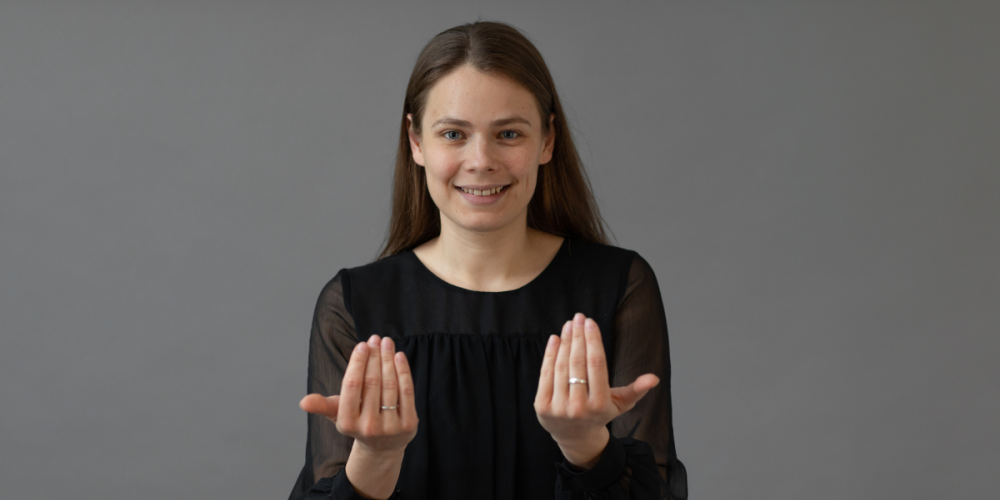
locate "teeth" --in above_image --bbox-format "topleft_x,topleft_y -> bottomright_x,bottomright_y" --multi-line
461,186 -> 505,196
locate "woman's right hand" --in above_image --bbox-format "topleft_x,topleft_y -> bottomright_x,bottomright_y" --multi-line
300,335 -> 419,457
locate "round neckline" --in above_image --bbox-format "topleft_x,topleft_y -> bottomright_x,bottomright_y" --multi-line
405,237 -> 568,294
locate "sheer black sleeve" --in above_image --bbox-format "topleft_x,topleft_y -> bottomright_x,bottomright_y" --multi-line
554,254 -> 689,499
288,271 -> 373,500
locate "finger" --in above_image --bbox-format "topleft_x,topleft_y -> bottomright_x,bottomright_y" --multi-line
568,313 -> 589,402
380,337 -> 399,414
338,341 -> 370,421
534,334 -> 560,406
584,317 -> 610,402
395,351 -> 418,429
609,374 -> 660,414
552,320 -> 573,406
300,394 -> 340,421
360,335 -> 383,418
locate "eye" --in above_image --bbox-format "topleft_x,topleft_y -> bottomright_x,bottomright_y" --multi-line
443,130 -> 463,140
500,130 -> 520,140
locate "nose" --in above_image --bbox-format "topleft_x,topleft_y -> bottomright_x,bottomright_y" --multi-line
466,134 -> 497,172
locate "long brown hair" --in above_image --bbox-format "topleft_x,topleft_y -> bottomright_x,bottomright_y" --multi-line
377,21 -> 609,259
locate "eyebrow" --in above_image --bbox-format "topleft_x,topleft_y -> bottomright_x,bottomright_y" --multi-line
430,115 -> 533,129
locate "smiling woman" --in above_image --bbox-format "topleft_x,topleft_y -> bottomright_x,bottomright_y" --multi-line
407,65 -> 563,290
381,22 -> 607,266
289,21 -> 687,500
411,65 -> 552,238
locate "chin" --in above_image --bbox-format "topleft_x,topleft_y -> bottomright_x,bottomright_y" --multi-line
447,213 -> 517,234
461,220 -> 509,234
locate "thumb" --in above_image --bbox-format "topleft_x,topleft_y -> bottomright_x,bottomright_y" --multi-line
299,393 -> 340,420
609,374 -> 660,414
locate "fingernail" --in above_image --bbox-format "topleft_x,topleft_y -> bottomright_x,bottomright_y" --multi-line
369,335 -> 380,347
575,312 -> 585,323
382,337 -> 393,351
547,335 -> 557,349
357,342 -> 368,354
585,318 -> 596,331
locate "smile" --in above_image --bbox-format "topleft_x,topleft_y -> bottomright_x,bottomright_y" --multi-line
457,185 -> 508,196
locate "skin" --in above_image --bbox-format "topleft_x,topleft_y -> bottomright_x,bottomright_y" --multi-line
299,64 -> 658,498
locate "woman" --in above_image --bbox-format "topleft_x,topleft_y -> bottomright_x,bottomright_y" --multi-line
288,21 -> 687,500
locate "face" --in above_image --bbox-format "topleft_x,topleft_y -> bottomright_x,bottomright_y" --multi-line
408,65 -> 555,235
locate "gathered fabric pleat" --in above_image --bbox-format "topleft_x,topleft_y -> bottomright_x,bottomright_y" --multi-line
393,334 -> 560,499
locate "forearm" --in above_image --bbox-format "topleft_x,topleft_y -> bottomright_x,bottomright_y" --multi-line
343,441 -> 404,499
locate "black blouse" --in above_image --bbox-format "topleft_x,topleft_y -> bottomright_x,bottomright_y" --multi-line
288,238 -> 688,499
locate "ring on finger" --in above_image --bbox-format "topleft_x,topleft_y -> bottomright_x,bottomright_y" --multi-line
568,377 -> 588,385
380,405 -> 398,411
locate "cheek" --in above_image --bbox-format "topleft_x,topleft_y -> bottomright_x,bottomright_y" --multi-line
422,147 -> 452,176
507,152 -> 540,192
523,170 -> 539,197
422,153 -> 461,196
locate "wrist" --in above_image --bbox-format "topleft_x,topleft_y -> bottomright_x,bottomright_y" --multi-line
557,426 -> 609,470
344,442 -> 405,499
350,440 -> 406,463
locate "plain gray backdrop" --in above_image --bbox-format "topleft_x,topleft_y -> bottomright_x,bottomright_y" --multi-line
1,1 -> 998,498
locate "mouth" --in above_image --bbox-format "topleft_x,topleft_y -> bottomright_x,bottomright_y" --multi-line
454,184 -> 510,205
455,185 -> 509,197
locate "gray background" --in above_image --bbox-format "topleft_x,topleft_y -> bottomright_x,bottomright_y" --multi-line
1,1 -> 997,498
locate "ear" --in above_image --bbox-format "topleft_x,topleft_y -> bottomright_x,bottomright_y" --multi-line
540,113 -> 556,165
406,113 -> 425,167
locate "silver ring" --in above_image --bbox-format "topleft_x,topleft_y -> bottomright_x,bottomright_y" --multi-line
568,378 -> 588,385
380,405 -> 398,411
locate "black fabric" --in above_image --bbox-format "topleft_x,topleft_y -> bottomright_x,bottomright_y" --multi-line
288,238 -> 687,500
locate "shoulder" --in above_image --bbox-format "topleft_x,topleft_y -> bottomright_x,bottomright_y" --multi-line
562,238 -> 638,277
563,238 -> 635,264
342,251 -> 416,284
311,270 -> 357,337
567,240 -> 659,279
625,252 -> 658,285
315,270 -> 346,307
314,253 -> 405,310
617,251 -> 666,311
312,255 -> 416,332
555,239 -> 643,303
563,240 -> 665,299
336,252 -> 427,322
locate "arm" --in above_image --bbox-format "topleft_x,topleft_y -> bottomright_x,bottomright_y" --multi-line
288,272 -> 357,499
300,337 -> 415,499
605,255 -> 688,499
288,272 -> 417,500
535,255 -> 688,499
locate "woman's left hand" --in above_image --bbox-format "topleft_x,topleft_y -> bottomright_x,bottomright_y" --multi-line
534,313 -> 660,470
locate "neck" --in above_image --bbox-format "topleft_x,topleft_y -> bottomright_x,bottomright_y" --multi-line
421,211 -> 549,291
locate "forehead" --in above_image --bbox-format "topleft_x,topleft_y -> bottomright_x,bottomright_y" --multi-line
423,65 -> 541,126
